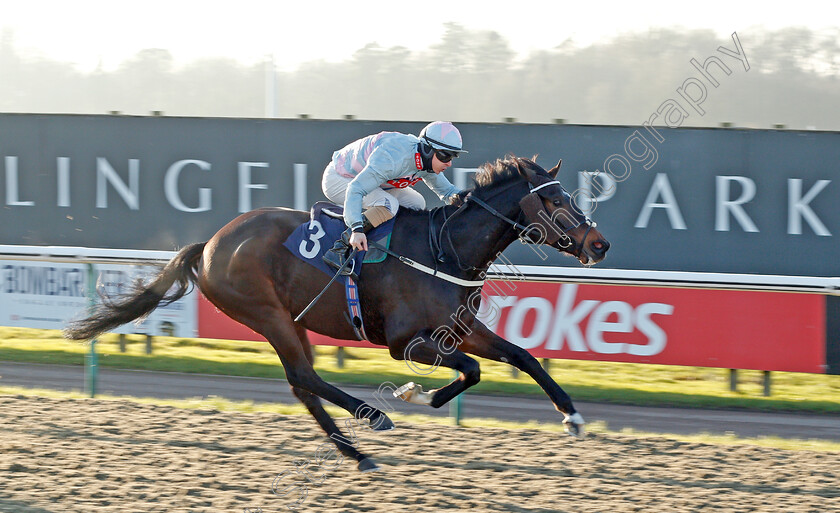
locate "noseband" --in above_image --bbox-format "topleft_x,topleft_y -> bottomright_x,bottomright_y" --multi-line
519,179 -> 598,258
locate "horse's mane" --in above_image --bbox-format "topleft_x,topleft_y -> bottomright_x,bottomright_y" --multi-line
448,155 -> 536,207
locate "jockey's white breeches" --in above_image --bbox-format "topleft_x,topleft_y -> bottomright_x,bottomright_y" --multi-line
321,163 -> 426,218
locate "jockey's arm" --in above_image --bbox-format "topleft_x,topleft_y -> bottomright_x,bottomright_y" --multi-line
345,170 -> 384,251
423,172 -> 461,202
343,150 -> 396,233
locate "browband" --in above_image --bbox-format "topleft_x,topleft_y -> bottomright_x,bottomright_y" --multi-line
529,180 -> 561,194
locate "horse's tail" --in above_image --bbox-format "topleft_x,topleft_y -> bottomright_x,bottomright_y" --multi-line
64,242 -> 206,340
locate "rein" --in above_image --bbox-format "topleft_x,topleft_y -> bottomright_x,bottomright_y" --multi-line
467,195 -> 530,232
428,178 -> 528,274
392,172 -> 598,287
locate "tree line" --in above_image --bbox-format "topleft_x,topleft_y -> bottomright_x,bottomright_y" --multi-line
1,24 -> 838,130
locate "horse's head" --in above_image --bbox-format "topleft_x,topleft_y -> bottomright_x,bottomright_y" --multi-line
514,157 -> 609,265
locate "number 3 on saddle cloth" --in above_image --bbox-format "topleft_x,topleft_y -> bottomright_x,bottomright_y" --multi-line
282,201 -> 396,340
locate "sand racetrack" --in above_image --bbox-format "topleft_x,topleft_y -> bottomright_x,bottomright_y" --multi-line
0,396 -> 837,512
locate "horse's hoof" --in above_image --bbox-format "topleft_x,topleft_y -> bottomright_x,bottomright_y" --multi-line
563,412 -> 586,438
369,412 -> 396,431
393,382 -> 433,406
358,457 -> 382,473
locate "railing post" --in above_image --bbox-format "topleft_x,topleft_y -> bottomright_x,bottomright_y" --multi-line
145,335 -> 153,355
84,263 -> 98,398
729,369 -> 738,392
336,346 -> 345,368
763,370 -> 772,397
450,369 -> 462,426
119,334 -> 127,352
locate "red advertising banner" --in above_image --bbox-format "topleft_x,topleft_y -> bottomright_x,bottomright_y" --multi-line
197,281 -> 827,373
479,281 -> 826,373
196,294 -> 378,349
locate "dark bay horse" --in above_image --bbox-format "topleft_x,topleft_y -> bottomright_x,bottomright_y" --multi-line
65,156 -> 609,472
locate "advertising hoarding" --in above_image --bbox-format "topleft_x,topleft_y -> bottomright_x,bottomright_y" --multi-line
195,280 -> 834,374
1,114 -> 838,276
0,260 -> 197,337
479,281 -> 826,373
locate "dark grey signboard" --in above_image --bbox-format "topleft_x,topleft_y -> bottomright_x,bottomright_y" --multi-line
1,114 -> 837,276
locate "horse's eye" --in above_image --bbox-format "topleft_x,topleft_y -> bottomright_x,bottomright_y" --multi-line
553,199 -> 562,206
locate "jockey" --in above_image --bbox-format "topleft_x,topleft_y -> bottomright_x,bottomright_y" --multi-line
321,121 -> 467,273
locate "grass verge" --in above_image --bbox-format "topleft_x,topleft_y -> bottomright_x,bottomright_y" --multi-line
1,327 -> 839,413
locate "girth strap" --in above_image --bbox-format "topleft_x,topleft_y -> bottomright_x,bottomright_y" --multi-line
344,276 -> 368,340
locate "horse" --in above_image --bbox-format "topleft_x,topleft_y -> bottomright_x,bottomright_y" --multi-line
65,155 -> 609,472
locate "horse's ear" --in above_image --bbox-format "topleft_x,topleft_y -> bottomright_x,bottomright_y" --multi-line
513,157 -> 526,178
548,159 -> 562,178
514,157 -> 537,181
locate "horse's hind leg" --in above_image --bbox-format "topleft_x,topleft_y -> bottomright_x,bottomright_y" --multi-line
254,308 -> 395,433
207,290 -> 390,469
389,329 -> 481,409
289,326 -> 380,472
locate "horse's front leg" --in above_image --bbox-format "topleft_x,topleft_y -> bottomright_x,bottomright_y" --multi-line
458,321 -> 585,436
387,328 -> 481,409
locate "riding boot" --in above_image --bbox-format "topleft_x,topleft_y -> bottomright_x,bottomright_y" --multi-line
323,206 -> 392,278
322,219 -> 375,279
323,228 -> 355,276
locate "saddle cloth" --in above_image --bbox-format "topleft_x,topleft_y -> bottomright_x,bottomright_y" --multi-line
282,201 -> 395,278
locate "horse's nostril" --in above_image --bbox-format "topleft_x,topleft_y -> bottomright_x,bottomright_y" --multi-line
592,240 -> 609,253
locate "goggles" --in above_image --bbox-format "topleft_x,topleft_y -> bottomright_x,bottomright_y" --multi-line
434,150 -> 459,163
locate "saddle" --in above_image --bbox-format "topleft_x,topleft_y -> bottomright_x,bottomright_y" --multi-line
283,202 -> 396,341
282,201 -> 395,278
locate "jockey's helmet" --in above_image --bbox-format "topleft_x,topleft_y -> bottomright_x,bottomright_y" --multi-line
420,121 -> 469,154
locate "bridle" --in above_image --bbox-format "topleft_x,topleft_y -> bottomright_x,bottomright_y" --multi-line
429,173 -> 597,273
518,179 -> 597,254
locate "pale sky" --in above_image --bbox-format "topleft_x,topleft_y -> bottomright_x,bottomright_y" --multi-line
2,0 -> 838,72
